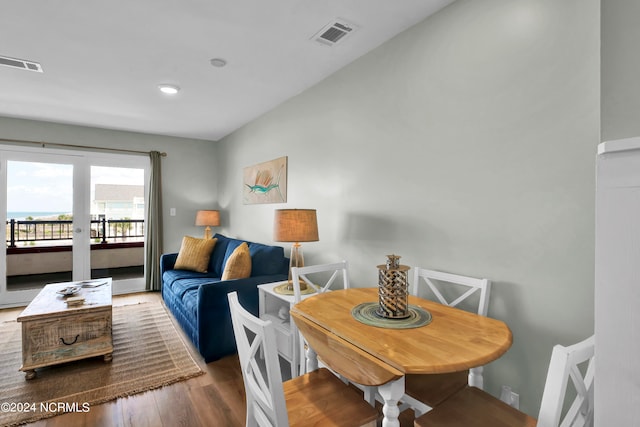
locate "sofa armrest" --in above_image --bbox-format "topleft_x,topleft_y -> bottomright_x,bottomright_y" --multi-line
160,253 -> 179,277
196,274 -> 287,362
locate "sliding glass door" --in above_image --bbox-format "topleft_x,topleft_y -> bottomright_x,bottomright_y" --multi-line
89,160 -> 147,293
0,146 -> 148,306
1,150 -> 87,305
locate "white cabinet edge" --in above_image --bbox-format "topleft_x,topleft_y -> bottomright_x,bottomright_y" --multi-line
599,137 -> 640,155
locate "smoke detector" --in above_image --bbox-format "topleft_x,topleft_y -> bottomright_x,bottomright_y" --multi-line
0,55 -> 43,72
311,19 -> 359,46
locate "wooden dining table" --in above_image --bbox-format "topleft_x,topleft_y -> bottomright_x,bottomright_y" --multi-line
290,287 -> 513,427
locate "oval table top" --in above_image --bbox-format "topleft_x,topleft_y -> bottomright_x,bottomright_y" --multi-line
290,287 -> 513,375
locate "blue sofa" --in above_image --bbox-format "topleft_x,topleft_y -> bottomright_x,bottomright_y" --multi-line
161,233 -> 289,362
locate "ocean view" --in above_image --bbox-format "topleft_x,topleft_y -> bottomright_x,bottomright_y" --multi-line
7,211 -> 70,220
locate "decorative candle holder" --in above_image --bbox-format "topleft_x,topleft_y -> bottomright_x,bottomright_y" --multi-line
377,254 -> 411,319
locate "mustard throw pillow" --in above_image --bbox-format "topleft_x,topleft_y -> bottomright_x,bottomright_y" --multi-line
221,242 -> 252,280
174,236 -> 217,273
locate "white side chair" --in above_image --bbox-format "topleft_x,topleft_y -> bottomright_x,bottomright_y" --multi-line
414,335 -> 595,427
291,260 -> 350,302
290,261 -> 350,377
293,260 -> 393,407
401,267 -> 492,417
227,291 -> 378,427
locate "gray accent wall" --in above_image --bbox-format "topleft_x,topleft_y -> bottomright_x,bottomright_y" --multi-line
218,0 -> 599,417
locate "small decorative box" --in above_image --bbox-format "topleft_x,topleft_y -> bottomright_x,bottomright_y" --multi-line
65,296 -> 85,307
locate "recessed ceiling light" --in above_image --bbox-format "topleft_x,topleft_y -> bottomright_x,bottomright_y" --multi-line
158,84 -> 180,95
210,58 -> 227,68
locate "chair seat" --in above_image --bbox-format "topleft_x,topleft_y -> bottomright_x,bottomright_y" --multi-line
284,368 -> 378,427
404,371 -> 469,407
414,386 -> 536,427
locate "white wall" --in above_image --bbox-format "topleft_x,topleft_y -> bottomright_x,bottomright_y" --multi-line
218,0 -> 599,417
602,0 -> 640,140
0,117 -> 218,252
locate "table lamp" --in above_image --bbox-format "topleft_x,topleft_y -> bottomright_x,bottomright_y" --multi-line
273,208 -> 319,290
195,210 -> 220,239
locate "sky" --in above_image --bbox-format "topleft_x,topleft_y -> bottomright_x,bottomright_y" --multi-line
7,161 -> 144,212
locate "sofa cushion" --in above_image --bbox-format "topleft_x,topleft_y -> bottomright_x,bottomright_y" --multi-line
221,242 -> 252,280
209,233 -> 232,276
162,269 -> 218,289
174,236 -> 217,273
248,242 -> 288,276
221,238 -> 245,267
165,276 -> 220,299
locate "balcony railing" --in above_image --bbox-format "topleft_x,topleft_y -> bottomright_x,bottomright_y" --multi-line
6,218 -> 145,248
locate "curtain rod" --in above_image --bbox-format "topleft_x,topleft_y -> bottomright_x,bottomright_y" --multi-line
0,138 -> 167,157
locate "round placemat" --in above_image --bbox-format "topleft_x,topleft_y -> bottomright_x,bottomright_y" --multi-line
351,302 -> 432,329
273,283 -> 317,296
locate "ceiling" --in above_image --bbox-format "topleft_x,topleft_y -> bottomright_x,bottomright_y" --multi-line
0,1 -> 455,142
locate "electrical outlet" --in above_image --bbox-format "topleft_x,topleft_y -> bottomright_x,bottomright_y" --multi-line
170,208 -> 176,216
500,385 -> 520,409
510,391 -> 520,409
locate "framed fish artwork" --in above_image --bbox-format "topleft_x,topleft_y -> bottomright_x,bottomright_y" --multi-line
243,156 -> 287,204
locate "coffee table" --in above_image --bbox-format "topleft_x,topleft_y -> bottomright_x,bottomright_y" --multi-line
17,278 -> 113,379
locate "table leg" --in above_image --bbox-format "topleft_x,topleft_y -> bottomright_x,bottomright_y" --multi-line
378,376 -> 405,427
363,386 -> 377,406
291,328 -> 299,378
305,344 -> 318,373
469,366 -> 483,388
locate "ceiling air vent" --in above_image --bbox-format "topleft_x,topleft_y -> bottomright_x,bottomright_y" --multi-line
0,55 -> 43,72
312,19 -> 358,46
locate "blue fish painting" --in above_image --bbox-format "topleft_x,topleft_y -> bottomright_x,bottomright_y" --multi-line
243,157 -> 287,204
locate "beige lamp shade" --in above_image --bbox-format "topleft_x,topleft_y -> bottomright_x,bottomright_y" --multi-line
195,210 -> 220,239
273,209 -> 319,242
274,209 -> 318,290
195,210 -> 220,227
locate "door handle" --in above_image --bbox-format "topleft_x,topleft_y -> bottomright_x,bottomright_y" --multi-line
74,228 -> 82,233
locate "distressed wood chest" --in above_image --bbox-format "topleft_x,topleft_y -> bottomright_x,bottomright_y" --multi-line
17,279 -> 113,379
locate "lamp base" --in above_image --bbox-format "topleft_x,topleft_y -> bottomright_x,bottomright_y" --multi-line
203,226 -> 212,240
285,280 -> 308,292
287,243 -> 307,291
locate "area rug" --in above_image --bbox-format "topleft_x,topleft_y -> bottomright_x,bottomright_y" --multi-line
0,302 -> 204,426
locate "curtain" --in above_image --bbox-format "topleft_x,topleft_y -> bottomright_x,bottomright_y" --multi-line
145,151 -> 164,291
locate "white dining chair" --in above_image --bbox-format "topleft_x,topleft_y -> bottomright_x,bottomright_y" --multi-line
414,334 -> 595,427
401,267 -> 492,417
290,261 -> 350,376
227,291 -> 378,427
291,260 -> 350,302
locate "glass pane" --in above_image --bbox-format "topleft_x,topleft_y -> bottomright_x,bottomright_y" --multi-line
6,161 -> 73,290
90,166 -> 145,283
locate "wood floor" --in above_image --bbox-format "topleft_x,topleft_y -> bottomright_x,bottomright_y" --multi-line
0,292 -> 416,427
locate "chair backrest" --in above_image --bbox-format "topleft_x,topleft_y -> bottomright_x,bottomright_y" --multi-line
227,291 -> 289,427
291,260 -> 350,303
411,267 -> 491,316
291,261 -> 350,377
412,268 -> 492,389
537,335 -> 595,427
